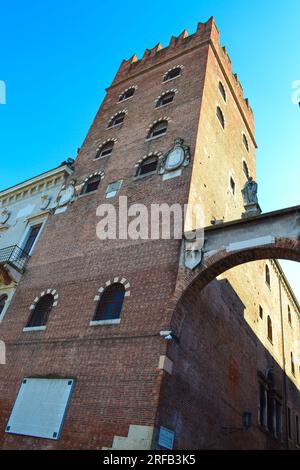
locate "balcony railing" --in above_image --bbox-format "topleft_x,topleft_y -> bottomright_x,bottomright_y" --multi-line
0,245 -> 30,273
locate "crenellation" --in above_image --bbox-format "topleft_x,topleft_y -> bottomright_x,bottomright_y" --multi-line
110,17 -> 254,134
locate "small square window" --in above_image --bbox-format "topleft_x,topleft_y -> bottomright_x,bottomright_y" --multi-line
106,180 -> 122,199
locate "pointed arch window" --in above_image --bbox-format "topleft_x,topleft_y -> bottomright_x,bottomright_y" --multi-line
147,120 -> 168,139
118,87 -> 135,102
291,352 -> 295,376
108,112 -> 126,128
265,265 -> 271,287
26,294 -> 54,328
136,156 -> 158,177
216,106 -> 225,129
94,283 -> 125,322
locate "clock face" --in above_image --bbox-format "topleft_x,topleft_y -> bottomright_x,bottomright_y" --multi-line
165,147 -> 184,171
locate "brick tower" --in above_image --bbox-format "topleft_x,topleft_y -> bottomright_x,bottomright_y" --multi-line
0,17 -> 299,450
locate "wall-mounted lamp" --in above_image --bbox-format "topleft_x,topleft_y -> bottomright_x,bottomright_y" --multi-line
159,330 -> 179,342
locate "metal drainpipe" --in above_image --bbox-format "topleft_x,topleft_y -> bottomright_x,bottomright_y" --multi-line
278,274 -> 289,449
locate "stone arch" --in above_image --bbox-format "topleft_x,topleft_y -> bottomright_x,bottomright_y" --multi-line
169,237 -> 300,334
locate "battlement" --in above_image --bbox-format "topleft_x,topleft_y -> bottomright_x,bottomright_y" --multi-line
110,17 -> 254,130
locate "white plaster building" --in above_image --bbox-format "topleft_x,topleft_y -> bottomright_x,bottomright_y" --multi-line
0,162 -> 73,322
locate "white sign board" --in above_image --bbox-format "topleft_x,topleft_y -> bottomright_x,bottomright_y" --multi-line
158,426 -> 174,449
6,378 -> 75,440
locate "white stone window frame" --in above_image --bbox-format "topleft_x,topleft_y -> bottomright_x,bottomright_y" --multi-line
79,171 -> 105,197
242,159 -> 249,179
90,277 -> 130,326
134,152 -> 163,178
18,217 -> 47,257
94,139 -> 118,161
117,85 -> 138,103
155,89 -> 178,109
145,116 -> 171,142
23,288 -> 59,332
162,65 -> 184,84
0,289 -> 15,323
107,109 -> 128,129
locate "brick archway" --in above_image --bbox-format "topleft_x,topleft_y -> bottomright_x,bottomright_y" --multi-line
168,206 -> 300,331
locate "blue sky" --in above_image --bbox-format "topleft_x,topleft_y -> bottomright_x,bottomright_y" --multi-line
0,0 -> 299,298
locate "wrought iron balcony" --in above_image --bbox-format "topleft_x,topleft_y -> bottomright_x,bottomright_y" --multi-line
0,245 -> 30,273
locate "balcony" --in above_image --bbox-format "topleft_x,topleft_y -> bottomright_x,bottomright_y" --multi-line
0,245 -> 30,274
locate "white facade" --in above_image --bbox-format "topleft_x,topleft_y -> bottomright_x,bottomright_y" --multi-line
0,164 -> 73,322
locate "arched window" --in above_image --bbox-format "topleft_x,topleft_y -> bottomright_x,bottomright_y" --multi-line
267,315 -> 273,342
26,294 -> 54,328
147,120 -> 168,139
0,294 -> 8,316
163,67 -> 182,82
265,265 -> 271,287
137,156 -> 158,177
94,283 -> 125,321
96,141 -> 114,159
216,106 -> 225,129
156,92 -> 175,108
108,112 -> 126,128
243,161 -> 249,178
81,175 -> 101,195
291,352 -> 295,376
219,81 -> 226,101
243,133 -> 249,152
119,87 -> 135,102
288,305 -> 292,325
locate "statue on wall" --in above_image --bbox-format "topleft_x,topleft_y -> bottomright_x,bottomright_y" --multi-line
242,176 -> 258,205
241,176 -> 261,218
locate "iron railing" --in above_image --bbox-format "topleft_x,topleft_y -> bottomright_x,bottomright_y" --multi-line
0,245 -> 29,273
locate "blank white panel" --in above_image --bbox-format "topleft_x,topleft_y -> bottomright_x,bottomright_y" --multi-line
6,378 -> 75,440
